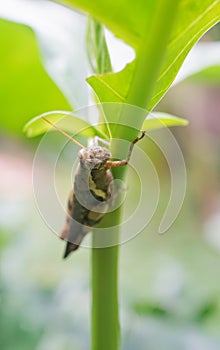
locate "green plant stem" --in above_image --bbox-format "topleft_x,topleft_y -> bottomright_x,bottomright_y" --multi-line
92,234 -> 120,350
127,0 -> 180,110
91,164 -> 125,350
90,20 -> 121,350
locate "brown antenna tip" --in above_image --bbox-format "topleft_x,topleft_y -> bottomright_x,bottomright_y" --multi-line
42,116 -> 86,149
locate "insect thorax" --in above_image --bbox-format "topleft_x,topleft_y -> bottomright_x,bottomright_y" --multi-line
78,146 -> 111,170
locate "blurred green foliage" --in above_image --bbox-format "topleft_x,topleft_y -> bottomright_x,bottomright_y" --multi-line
188,65 -> 220,84
0,19 -> 70,135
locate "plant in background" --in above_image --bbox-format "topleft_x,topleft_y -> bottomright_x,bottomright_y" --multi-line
22,0 -> 220,349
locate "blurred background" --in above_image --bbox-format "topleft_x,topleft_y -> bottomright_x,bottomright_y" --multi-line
1,1 -> 220,349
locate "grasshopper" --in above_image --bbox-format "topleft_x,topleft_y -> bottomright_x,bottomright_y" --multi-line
42,117 -> 145,258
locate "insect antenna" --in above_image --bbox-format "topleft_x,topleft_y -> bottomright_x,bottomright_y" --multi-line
42,116 -> 86,149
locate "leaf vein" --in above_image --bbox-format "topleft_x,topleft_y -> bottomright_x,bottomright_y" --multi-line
95,77 -> 126,101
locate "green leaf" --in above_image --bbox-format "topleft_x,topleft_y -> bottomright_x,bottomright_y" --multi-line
87,63 -> 133,104
0,19 -> 71,135
187,65 -> 220,84
87,19 -> 113,138
87,18 -> 112,74
148,0 -> 220,109
58,0 -> 220,109
95,112 -> 189,142
23,111 -> 109,140
53,0 -> 155,50
174,42 -> 220,85
142,112 -> 189,131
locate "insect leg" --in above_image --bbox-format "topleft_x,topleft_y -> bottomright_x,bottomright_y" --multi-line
93,136 -> 110,147
106,131 -> 146,167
